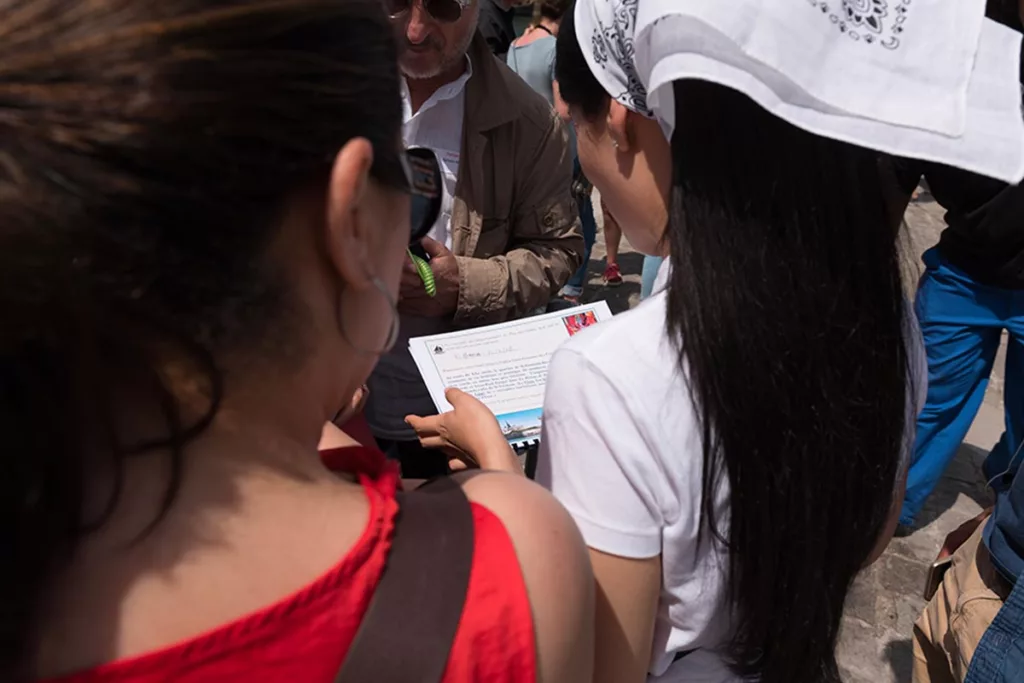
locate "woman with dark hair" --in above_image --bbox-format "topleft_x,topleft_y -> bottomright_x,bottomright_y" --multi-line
507,0 -> 571,108
0,1 -> 593,681
408,0 -> 1024,682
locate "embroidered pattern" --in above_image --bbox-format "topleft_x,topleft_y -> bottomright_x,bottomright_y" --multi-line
588,0 -> 652,115
806,0 -> 912,49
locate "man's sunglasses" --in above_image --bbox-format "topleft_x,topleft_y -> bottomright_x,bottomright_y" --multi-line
403,147 -> 443,245
386,0 -> 471,24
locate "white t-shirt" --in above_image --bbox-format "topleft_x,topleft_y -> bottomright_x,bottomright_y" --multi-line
536,260 -> 926,682
399,59 -> 471,250
537,266 -> 735,682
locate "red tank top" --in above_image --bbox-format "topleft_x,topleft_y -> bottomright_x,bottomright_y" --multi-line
40,447 -> 536,683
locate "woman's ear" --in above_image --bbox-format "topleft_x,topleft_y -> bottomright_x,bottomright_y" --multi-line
326,138 -> 376,291
606,100 -> 632,152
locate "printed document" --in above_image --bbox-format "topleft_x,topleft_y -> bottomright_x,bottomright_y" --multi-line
408,302 -> 613,447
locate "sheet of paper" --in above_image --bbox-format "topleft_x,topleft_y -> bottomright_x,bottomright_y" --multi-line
408,302 -> 613,447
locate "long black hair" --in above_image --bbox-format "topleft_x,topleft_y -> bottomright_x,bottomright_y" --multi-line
988,0 -> 1023,29
0,0 -> 404,677
557,10 -> 908,683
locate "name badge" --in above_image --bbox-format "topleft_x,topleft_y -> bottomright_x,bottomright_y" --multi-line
439,149 -> 461,179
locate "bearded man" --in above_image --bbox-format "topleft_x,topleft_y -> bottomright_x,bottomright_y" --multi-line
365,0 -> 583,478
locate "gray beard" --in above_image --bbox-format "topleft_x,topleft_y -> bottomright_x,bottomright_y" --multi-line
402,60 -> 446,80
402,19 -> 476,80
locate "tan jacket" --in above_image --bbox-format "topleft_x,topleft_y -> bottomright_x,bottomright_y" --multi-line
451,35 -> 583,326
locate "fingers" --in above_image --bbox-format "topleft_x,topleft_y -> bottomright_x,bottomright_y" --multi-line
401,268 -> 424,289
416,435 -> 450,451
447,450 -> 479,468
443,388 -> 493,419
404,414 -> 448,451
444,387 -> 470,406
420,236 -> 448,257
412,433 -> 477,466
399,280 -> 434,312
405,413 -> 440,436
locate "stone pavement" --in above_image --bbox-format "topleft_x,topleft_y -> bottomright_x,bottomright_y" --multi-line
838,194 -> 1005,683
579,193 -> 1007,682
569,199 -> 644,314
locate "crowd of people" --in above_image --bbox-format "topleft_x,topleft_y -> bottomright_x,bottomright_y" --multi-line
3,0 -> 1024,682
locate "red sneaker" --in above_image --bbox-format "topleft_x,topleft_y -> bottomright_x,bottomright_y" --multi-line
603,263 -> 623,287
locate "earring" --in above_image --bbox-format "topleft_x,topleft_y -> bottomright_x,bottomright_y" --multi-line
611,139 -> 620,149
338,276 -> 400,355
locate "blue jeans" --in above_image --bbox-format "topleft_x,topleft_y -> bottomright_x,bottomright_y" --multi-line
641,255 -> 665,300
561,161 -> 597,298
900,247 -> 1024,526
965,567 -> 1024,683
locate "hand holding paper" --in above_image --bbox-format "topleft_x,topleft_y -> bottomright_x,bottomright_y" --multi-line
406,388 -> 523,475
407,301 -> 613,449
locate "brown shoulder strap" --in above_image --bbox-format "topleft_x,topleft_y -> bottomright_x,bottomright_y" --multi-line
335,476 -> 475,683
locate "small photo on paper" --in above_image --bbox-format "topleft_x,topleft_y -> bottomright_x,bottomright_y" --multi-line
562,310 -> 599,337
496,407 -> 544,443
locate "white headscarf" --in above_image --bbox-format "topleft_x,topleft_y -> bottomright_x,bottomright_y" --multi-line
574,0 -> 1024,183
574,0 -> 653,116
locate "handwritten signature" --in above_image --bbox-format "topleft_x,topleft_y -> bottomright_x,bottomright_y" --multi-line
454,345 -> 514,360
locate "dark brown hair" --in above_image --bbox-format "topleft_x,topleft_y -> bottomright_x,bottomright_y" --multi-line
532,0 -> 571,24
0,0 -> 404,676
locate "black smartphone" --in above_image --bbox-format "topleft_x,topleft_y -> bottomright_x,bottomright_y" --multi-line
406,147 -> 442,251
409,241 -> 431,263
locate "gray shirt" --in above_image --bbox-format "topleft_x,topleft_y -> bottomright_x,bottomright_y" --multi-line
506,36 -> 556,107
506,35 -> 576,158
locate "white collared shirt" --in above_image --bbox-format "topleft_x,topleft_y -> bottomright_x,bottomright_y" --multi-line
400,58 -> 472,249
366,61 -> 474,440
538,257 -> 927,682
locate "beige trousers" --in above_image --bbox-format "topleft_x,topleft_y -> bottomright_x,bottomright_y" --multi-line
912,523 -> 1011,682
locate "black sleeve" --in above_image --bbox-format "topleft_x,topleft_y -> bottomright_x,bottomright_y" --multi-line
478,24 -> 501,54
475,3 -> 510,57
884,155 -> 925,196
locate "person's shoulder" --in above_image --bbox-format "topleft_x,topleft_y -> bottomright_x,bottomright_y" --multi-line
544,295 -> 688,438
476,0 -> 499,19
456,472 -> 587,557
509,32 -> 555,55
467,36 -> 560,139
486,52 -> 560,129
456,471 -> 594,683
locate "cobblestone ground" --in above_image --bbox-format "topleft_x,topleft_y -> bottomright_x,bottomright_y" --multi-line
581,193 -> 1006,683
